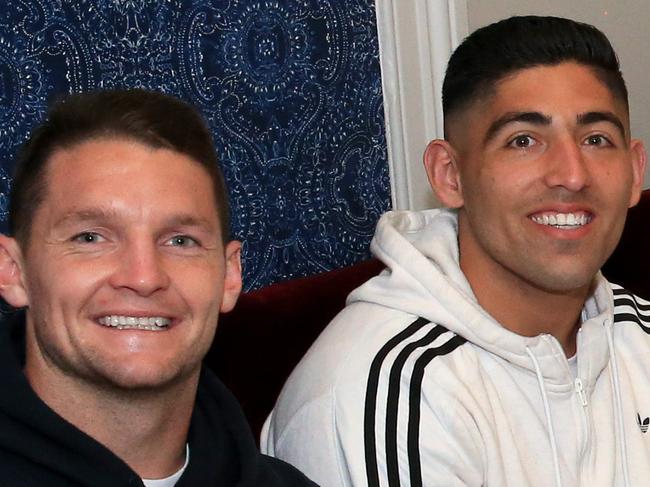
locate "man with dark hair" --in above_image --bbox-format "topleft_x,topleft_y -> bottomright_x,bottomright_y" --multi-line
262,16 -> 649,486
0,89 -> 316,486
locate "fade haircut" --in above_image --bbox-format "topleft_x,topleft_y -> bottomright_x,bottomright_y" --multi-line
443,16 -> 627,136
9,89 -> 231,245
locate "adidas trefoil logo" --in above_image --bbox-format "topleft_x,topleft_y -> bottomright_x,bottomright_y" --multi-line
637,413 -> 649,433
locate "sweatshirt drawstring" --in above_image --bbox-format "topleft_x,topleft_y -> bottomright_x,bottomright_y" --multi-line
525,346 -> 563,487
605,319 -> 630,487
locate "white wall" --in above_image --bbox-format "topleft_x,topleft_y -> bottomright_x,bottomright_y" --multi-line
467,0 -> 650,187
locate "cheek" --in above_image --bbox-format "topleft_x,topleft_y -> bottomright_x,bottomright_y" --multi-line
594,163 -> 635,206
23,260 -> 59,311
462,177 -> 508,217
173,262 -> 225,311
28,259 -> 108,312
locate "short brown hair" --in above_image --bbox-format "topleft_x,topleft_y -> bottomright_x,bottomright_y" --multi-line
9,89 -> 231,245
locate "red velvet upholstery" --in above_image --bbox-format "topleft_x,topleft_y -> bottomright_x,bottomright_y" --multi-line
207,189 -> 650,441
206,258 -> 384,440
601,189 -> 650,299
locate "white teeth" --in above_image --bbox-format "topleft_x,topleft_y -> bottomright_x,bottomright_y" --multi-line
531,212 -> 591,228
97,315 -> 171,331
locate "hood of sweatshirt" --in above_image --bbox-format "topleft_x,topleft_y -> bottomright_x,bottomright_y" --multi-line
348,208 -> 614,388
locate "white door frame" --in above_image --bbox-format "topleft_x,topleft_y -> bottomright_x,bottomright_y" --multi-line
376,0 -> 468,210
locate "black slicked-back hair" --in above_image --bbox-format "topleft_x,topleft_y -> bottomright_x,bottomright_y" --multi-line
443,16 -> 627,135
9,89 -> 231,245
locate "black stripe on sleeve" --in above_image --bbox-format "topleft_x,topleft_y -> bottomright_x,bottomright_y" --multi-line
407,335 -> 467,487
613,288 -> 650,335
613,287 -> 637,297
385,325 -> 449,486
614,312 -> 650,334
364,317 -> 431,487
614,295 -> 650,316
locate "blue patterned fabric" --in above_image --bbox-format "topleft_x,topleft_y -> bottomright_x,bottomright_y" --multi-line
0,0 -> 390,289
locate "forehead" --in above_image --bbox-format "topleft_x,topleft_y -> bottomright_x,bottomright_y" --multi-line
449,62 -> 629,142
37,137 -> 220,230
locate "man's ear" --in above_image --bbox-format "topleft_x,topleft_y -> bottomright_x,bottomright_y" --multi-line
219,240 -> 243,313
0,234 -> 28,308
423,139 -> 464,208
628,138 -> 647,208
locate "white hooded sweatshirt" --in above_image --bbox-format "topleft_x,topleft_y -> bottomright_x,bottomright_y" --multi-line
261,209 -> 650,487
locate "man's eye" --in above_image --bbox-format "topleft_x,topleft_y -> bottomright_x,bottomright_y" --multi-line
167,235 -> 199,247
72,232 -> 105,244
585,134 -> 611,147
508,135 -> 536,148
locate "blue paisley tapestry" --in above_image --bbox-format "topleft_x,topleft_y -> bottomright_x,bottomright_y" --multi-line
0,0 -> 390,290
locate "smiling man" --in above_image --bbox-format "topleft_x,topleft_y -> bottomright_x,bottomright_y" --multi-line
0,90 -> 315,486
262,16 -> 650,486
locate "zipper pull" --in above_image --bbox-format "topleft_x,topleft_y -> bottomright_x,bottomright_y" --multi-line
575,378 -> 588,407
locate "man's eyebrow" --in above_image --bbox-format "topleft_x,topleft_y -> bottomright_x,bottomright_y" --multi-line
53,208 -> 118,228
483,111 -> 552,145
164,214 -> 218,231
577,111 -> 627,139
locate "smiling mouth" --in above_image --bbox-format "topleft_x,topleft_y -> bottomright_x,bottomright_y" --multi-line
530,211 -> 592,229
97,315 -> 171,331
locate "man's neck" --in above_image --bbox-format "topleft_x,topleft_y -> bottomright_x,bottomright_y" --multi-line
25,357 -> 198,479
459,240 -> 592,358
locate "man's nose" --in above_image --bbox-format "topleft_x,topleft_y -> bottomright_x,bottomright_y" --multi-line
108,241 -> 170,296
544,137 -> 591,192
